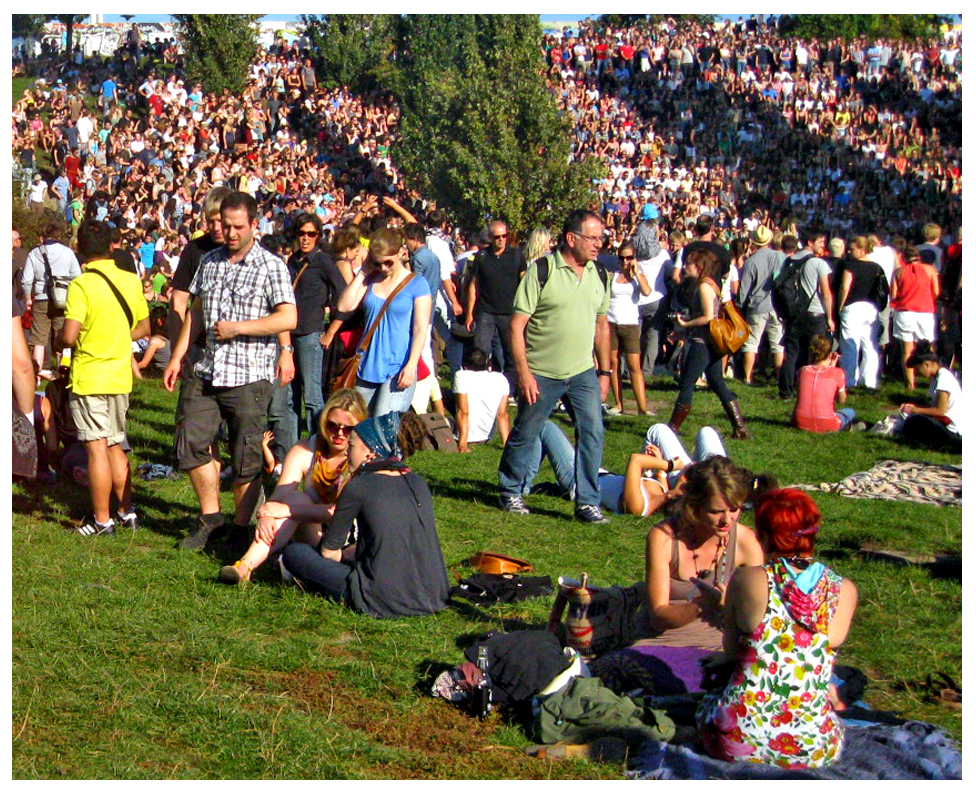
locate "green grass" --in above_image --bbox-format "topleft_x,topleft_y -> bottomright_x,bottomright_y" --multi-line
12,371 -> 961,778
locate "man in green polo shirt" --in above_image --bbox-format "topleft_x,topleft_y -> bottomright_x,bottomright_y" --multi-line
498,209 -> 613,524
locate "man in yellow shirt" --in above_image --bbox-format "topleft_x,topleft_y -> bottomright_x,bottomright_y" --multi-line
59,221 -> 150,536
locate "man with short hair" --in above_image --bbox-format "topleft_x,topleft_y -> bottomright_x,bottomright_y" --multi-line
778,228 -> 835,399
164,192 -> 297,551
57,220 -> 150,536
737,225 -> 785,384
918,223 -> 943,274
465,219 -> 526,394
453,347 -> 511,453
22,219 -> 81,372
498,209 -> 612,524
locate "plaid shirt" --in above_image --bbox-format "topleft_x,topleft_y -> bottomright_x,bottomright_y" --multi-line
189,242 -> 295,388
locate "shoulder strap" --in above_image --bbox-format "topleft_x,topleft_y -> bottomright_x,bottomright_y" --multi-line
41,245 -> 54,289
357,273 -> 415,355
86,267 -> 134,328
534,255 -> 551,292
291,259 -> 311,290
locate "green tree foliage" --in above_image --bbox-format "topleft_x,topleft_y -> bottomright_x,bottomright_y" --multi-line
299,14 -> 396,93
172,14 -> 260,95
12,15 -> 48,39
780,14 -> 950,41
388,15 -> 601,232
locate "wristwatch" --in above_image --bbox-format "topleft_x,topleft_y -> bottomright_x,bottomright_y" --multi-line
597,369 -> 612,377
280,345 -> 294,353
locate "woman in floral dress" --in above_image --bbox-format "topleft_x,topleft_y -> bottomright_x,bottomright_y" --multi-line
696,489 -> 858,769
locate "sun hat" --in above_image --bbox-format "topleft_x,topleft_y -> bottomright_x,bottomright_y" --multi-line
751,225 -> 773,246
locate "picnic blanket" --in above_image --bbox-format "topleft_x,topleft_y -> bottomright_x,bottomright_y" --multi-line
627,720 -> 961,780
793,459 -> 962,508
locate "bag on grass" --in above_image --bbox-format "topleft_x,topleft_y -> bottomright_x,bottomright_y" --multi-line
418,412 -> 458,453
449,573 -> 553,606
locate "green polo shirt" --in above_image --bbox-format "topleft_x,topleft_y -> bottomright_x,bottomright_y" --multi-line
512,251 -> 610,380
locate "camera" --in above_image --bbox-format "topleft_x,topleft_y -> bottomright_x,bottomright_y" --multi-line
668,311 -> 689,322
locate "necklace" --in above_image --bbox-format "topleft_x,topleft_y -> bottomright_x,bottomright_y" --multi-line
688,533 -> 727,579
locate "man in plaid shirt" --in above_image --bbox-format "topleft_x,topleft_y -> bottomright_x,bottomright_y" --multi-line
164,192 -> 297,551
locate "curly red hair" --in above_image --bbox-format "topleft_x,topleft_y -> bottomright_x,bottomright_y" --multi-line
755,488 -> 821,558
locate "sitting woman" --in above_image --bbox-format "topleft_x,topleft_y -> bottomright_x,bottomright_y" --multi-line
218,389 -> 368,585
280,412 -> 451,618
899,341 -> 962,452
641,456 -> 766,652
696,489 -> 857,769
792,334 -> 857,432
525,421 -> 728,517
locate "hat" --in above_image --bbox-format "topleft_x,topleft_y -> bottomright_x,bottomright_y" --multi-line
641,203 -> 659,220
751,225 -> 773,246
353,412 -> 403,460
33,173 -> 42,182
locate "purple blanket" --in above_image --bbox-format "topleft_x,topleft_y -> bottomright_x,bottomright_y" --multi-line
589,646 -> 712,696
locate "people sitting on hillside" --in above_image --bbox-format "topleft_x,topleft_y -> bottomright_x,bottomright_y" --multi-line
696,488 -> 857,769
792,334 -> 859,432
218,389 -> 368,585
452,347 -> 510,452
899,341 -> 962,452
280,411 -> 451,618
134,306 -> 171,374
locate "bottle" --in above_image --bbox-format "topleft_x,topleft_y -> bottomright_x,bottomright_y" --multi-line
474,645 -> 492,718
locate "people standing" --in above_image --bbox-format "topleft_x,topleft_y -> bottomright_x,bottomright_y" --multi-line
607,240 -> 652,415
497,209 -> 613,524
163,192 -> 297,552
836,236 -> 886,390
21,218 -> 81,373
57,220 -> 150,535
736,225 -> 784,385
890,246 -> 940,390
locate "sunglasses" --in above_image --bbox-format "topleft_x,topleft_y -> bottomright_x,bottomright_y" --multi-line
493,234 -> 507,240
297,230 -> 319,238
326,420 -> 354,435
620,254 -> 636,261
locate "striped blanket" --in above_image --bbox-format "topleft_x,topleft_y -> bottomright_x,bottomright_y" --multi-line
794,459 -> 962,508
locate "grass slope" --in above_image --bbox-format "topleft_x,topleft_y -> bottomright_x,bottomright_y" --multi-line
12,372 -> 961,778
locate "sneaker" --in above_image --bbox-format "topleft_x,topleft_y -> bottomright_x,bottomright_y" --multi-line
177,515 -> 226,551
75,514 -> 115,537
848,421 -> 868,432
218,560 -> 252,585
605,405 -> 623,416
499,495 -> 531,515
574,504 -> 609,525
115,509 -> 138,531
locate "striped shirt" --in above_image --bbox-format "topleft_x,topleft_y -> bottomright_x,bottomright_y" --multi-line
189,242 -> 295,388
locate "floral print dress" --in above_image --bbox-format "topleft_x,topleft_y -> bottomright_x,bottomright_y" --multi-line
696,559 -> 844,769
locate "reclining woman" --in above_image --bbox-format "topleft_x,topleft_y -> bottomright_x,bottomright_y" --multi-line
525,420 -> 729,517
281,412 -> 451,618
218,388 -> 367,585
696,488 -> 857,769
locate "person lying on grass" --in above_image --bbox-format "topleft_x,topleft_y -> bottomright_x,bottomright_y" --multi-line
521,420 -> 730,517
218,388 -> 367,585
280,411 -> 451,618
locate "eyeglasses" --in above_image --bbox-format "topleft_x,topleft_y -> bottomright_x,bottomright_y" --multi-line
620,254 -> 636,261
326,420 -> 354,435
297,230 -> 319,238
492,234 -> 507,240
573,232 -> 603,244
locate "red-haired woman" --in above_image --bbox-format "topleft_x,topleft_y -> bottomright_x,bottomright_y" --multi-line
696,489 -> 858,769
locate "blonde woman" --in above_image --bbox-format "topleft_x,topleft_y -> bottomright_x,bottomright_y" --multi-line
523,228 -> 552,264
219,389 -> 367,585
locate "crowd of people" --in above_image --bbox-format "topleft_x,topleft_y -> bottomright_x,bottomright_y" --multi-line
12,15 -> 962,771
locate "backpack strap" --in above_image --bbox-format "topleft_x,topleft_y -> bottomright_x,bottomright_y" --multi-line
535,254 -> 609,295
86,267 -> 134,328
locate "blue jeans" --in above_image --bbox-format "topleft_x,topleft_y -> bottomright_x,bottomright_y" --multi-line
292,333 -> 325,436
836,408 -> 856,430
499,369 -> 604,506
281,542 -> 351,604
521,421 -> 578,496
356,376 -> 417,417
268,374 -> 297,464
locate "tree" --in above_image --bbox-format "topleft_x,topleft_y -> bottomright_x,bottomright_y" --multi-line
596,14 -> 715,31
299,14 -> 396,93
12,15 -> 47,40
172,14 -> 260,95
56,14 -> 89,55
388,15 -> 601,232
780,14 -> 949,41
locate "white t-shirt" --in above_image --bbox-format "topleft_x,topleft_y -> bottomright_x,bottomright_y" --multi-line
637,250 -> 672,306
607,275 -> 642,326
931,367 -> 962,436
452,369 -> 509,444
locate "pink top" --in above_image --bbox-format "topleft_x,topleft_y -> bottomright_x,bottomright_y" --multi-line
793,364 -> 845,433
892,263 -> 936,313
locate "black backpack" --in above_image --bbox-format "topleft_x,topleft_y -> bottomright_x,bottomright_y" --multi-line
869,266 -> 890,312
771,253 -> 814,322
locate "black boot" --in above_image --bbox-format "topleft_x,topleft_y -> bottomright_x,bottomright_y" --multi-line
723,399 -> 750,440
668,403 -> 692,433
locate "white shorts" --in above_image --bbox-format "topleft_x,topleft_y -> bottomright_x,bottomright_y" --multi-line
891,310 -> 936,343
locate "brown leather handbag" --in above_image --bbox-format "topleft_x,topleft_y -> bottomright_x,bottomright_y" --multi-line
709,299 -> 750,356
468,551 -> 533,575
329,273 -> 416,395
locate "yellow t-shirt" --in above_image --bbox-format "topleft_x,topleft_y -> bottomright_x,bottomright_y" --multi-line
64,259 -> 150,395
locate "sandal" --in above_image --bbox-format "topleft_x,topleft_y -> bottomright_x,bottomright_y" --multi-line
218,559 -> 253,586
925,672 -> 962,710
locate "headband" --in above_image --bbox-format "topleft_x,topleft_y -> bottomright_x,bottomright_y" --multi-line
353,411 -> 402,461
